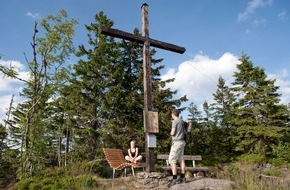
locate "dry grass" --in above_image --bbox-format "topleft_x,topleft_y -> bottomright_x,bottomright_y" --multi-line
94,176 -> 136,190
216,163 -> 290,190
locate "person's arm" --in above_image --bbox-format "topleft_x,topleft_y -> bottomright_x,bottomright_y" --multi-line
170,128 -> 176,136
170,121 -> 176,136
134,148 -> 139,158
128,149 -> 132,158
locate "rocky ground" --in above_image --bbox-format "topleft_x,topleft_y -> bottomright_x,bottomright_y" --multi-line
96,171 -> 235,190
98,163 -> 290,190
134,171 -> 234,190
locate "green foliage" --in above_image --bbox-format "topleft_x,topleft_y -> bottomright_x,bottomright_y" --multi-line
3,10 -> 78,180
268,158 -> 287,166
0,124 -> 18,188
14,161 -> 103,190
237,154 -> 266,164
87,161 -> 108,178
186,54 -> 290,166
271,142 -> 290,164
230,53 -> 289,158
62,160 -> 107,178
14,175 -> 98,190
38,10 -> 78,65
261,166 -> 283,177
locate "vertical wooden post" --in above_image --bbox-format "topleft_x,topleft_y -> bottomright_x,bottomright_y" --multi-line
142,3 -> 155,172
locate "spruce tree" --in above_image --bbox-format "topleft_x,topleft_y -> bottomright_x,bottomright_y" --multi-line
231,53 -> 289,157
186,102 -> 203,156
211,76 -> 237,162
67,12 -> 119,160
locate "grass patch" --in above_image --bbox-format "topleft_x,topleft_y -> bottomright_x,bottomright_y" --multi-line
217,162 -> 290,190
14,175 -> 99,190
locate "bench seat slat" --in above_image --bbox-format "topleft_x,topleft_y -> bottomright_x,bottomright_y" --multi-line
157,154 -> 209,174
160,166 -> 209,172
157,154 -> 202,160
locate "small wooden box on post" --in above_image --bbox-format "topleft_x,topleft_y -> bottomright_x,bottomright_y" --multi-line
144,111 -> 158,149
144,111 -> 159,133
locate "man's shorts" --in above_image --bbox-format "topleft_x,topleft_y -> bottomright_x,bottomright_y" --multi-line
168,140 -> 185,164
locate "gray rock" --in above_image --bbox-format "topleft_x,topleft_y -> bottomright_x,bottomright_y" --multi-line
169,178 -> 235,190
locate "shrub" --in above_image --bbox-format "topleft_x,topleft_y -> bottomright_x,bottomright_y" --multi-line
237,154 -> 266,164
271,142 -> 290,163
86,160 -> 108,178
14,173 -> 99,190
268,158 -> 287,166
262,166 -> 282,177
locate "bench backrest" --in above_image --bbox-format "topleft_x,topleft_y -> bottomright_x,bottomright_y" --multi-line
103,148 -> 127,168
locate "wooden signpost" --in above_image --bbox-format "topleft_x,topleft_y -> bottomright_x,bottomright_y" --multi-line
100,3 -> 185,172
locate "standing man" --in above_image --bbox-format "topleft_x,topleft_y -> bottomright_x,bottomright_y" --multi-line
167,109 -> 186,188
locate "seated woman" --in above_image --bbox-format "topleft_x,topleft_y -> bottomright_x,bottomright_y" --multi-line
125,140 -> 142,164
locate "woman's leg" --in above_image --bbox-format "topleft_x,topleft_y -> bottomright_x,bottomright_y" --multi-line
135,155 -> 142,162
125,155 -> 131,162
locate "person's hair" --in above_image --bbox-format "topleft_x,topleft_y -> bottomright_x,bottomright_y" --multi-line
172,109 -> 180,117
130,140 -> 136,145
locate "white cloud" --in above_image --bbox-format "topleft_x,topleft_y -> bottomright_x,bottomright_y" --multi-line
238,0 -> 273,22
0,59 -> 28,121
278,10 -> 288,21
161,52 -> 240,104
0,60 -> 29,91
252,19 -> 266,27
245,29 -> 251,34
26,12 -> 41,20
161,53 -> 290,116
0,94 -> 19,122
268,69 -> 290,104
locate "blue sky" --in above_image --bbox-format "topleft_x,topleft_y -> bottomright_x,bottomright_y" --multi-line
0,0 -> 290,121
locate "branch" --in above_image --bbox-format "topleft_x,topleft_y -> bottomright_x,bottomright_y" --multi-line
0,64 -> 28,83
4,94 -> 14,129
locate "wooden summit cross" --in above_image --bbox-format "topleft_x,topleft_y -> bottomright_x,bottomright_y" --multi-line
100,3 -> 185,172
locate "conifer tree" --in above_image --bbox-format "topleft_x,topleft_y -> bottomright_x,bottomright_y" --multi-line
231,53 -> 289,157
210,76 -> 237,162
67,12 -> 122,160
0,123 -> 18,187
186,102 -> 203,155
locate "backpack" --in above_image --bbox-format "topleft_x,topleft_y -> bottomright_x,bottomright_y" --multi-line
183,120 -> 192,141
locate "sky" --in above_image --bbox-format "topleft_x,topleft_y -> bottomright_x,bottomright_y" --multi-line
0,0 -> 290,121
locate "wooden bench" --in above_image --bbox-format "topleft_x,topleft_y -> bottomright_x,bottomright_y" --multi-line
157,154 -> 209,174
103,148 -> 145,178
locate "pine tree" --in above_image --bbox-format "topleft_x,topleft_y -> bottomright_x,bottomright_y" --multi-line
210,76 -> 237,162
102,28 -> 145,150
186,102 -> 203,155
231,53 -> 289,157
63,12 -> 123,160
212,77 -> 235,128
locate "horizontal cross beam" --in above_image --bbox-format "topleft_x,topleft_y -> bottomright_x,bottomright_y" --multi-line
100,26 -> 186,54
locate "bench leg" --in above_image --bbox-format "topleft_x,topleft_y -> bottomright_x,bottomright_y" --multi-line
113,169 -> 115,178
131,166 -> 135,176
